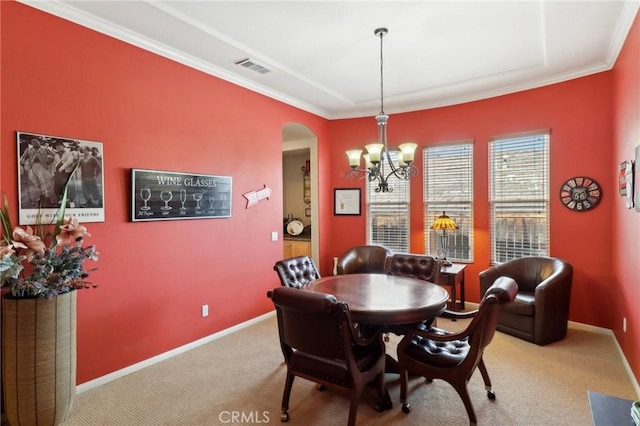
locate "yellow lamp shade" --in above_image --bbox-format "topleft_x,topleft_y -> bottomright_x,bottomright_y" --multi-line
430,211 -> 458,231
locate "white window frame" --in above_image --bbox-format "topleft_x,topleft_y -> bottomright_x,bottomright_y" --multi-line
366,152 -> 410,252
489,132 -> 550,263
423,142 -> 474,262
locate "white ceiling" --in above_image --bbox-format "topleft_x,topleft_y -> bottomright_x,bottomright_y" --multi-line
20,1 -> 639,120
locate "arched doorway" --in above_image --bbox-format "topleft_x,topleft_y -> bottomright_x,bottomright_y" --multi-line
282,123 -> 318,264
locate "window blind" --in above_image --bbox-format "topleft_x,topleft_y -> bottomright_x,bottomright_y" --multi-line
489,132 -> 549,262
423,142 -> 474,261
366,152 -> 410,252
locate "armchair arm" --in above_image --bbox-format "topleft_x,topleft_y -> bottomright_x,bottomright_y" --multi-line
400,321 -> 472,343
479,266 -> 507,296
404,328 -> 469,342
439,308 -> 479,321
534,265 -> 573,344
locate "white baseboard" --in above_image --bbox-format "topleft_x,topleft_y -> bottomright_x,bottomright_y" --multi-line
77,311 -> 639,400
568,320 -> 640,398
76,310 -> 276,394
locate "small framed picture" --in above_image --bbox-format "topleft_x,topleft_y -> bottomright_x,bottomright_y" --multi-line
334,188 -> 361,216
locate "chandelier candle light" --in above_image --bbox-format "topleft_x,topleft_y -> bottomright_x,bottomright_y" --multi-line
345,28 -> 418,193
430,211 -> 458,266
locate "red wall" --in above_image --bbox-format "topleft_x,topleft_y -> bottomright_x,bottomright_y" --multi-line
1,1 -> 637,386
328,73 -> 615,324
0,2 -> 328,383
612,12 -> 640,386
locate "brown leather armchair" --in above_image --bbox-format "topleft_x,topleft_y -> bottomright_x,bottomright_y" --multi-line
336,245 -> 392,275
267,286 -> 391,425
397,277 -> 518,425
479,256 -> 573,345
273,256 -> 320,289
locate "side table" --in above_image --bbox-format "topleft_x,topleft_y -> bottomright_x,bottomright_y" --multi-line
438,263 -> 467,311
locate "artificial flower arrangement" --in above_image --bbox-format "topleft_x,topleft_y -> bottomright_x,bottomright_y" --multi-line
0,187 -> 98,299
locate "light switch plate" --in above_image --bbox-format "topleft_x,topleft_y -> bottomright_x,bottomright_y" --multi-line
271,231 -> 278,241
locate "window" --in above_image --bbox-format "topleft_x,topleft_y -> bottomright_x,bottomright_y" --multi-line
489,132 -> 549,262
366,152 -> 410,252
423,143 -> 474,262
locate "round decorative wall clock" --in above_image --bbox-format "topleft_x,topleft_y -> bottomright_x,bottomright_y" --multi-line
559,176 -> 602,211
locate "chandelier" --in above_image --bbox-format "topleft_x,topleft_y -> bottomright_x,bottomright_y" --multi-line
345,27 -> 418,193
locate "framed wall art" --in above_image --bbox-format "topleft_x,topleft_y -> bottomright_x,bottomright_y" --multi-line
334,188 -> 361,216
636,145 -> 640,212
17,131 -> 105,225
619,160 -> 634,209
131,169 -> 232,221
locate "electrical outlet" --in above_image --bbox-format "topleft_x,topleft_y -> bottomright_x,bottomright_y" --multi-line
623,317 -> 627,333
202,305 -> 209,318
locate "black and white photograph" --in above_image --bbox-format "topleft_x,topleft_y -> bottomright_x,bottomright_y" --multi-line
17,131 -> 105,225
131,169 -> 232,222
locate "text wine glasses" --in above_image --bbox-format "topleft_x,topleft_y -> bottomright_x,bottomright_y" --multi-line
140,188 -> 151,210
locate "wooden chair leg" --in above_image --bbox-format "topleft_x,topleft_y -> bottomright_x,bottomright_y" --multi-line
452,381 -> 477,426
281,373 -> 295,421
347,383 -> 363,426
478,357 -> 492,389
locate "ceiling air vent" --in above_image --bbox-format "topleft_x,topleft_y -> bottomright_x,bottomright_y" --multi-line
235,58 -> 271,74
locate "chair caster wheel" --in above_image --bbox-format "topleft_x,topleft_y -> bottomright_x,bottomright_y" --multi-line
401,403 -> 411,413
281,412 -> 289,422
487,390 -> 496,400
316,384 -> 325,391
426,378 -> 433,383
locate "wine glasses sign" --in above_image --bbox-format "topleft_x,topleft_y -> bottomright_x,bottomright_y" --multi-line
131,169 -> 232,222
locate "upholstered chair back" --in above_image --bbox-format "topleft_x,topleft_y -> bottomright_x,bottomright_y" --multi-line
384,253 -> 441,283
273,256 -> 320,289
336,245 -> 392,275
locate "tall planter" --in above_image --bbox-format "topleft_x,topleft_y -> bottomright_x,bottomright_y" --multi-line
2,290 -> 77,425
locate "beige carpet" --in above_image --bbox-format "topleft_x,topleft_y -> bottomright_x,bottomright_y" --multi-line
61,314 -> 637,426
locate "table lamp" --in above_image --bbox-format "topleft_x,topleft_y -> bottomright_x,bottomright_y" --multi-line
430,211 -> 458,266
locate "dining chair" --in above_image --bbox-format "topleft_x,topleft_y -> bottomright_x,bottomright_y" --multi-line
273,256 -> 320,289
384,253 -> 443,325
336,245 -> 392,275
384,252 -> 441,282
267,286 -> 391,425
396,276 -> 518,425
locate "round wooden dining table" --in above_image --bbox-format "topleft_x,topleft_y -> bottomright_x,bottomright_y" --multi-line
309,273 -> 449,326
